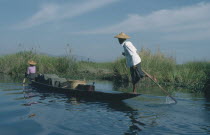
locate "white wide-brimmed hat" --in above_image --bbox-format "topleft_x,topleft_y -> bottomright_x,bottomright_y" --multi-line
114,32 -> 130,39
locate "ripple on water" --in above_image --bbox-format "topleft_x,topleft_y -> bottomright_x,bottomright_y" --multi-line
1,81 -> 210,135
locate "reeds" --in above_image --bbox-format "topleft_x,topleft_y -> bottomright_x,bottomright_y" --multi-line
0,50 -> 78,76
112,47 -> 210,92
0,50 -> 112,80
0,48 -> 209,93
74,61 -> 113,80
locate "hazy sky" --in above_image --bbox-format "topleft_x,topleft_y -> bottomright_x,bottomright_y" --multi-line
0,0 -> 210,63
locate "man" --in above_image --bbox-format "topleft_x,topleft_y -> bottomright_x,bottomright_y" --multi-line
114,32 -> 145,93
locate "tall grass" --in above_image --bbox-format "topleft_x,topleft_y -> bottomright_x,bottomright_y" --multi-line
113,48 -> 176,82
0,50 -> 113,80
112,47 -> 210,92
73,61 -> 114,80
0,49 -> 209,92
0,51 -> 78,76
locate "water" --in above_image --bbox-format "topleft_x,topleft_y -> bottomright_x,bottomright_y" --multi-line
0,75 -> 210,135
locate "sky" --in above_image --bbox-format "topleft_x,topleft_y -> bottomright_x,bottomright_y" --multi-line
0,0 -> 210,64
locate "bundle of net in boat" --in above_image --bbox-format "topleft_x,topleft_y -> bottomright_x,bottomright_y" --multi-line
35,74 -> 68,87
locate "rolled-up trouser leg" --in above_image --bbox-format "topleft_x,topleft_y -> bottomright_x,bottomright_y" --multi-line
130,63 -> 145,84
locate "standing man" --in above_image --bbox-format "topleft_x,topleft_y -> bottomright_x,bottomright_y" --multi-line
114,32 -> 145,93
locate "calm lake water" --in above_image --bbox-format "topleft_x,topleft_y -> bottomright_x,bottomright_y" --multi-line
0,75 -> 210,135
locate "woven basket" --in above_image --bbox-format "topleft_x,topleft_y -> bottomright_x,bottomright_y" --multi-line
67,80 -> 86,89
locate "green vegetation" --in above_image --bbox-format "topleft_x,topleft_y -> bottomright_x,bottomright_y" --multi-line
113,48 -> 210,92
113,48 -> 177,83
0,50 -> 112,80
0,49 -> 209,93
0,51 -> 78,77
75,61 -> 113,80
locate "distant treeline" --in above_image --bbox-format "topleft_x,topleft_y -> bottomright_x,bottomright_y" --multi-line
0,49 -> 209,93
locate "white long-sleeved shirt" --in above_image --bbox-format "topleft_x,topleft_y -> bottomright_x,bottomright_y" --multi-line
121,41 -> 141,67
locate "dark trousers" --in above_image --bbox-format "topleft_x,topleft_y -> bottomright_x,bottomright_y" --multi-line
130,63 -> 145,84
25,73 -> 37,80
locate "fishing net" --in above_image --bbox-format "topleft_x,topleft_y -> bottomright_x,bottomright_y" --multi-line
165,96 -> 176,104
35,74 -> 67,87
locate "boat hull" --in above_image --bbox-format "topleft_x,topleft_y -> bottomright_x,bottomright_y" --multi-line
30,81 -> 140,102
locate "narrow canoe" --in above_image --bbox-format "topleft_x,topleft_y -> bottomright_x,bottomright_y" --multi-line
30,80 -> 140,102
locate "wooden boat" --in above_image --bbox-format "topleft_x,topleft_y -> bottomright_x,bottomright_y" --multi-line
30,80 -> 140,102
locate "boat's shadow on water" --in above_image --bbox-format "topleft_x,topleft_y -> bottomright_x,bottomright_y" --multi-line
23,85 -> 145,134
105,101 -> 146,134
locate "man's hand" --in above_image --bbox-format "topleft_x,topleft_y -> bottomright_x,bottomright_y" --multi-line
132,65 -> 137,69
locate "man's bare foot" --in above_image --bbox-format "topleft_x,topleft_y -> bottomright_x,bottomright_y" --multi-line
132,88 -> 137,94
133,91 -> 137,94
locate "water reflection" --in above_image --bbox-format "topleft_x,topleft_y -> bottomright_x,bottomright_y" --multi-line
107,102 -> 146,134
113,80 -> 129,91
204,86 -> 210,111
1,75 -> 210,134
112,79 -> 168,97
203,83 -> 210,134
23,84 -> 146,134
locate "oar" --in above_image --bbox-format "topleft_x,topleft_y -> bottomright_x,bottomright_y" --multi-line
142,69 -> 177,104
23,78 -> 26,84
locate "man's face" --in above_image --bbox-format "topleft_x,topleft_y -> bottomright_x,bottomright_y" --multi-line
118,38 -> 126,44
